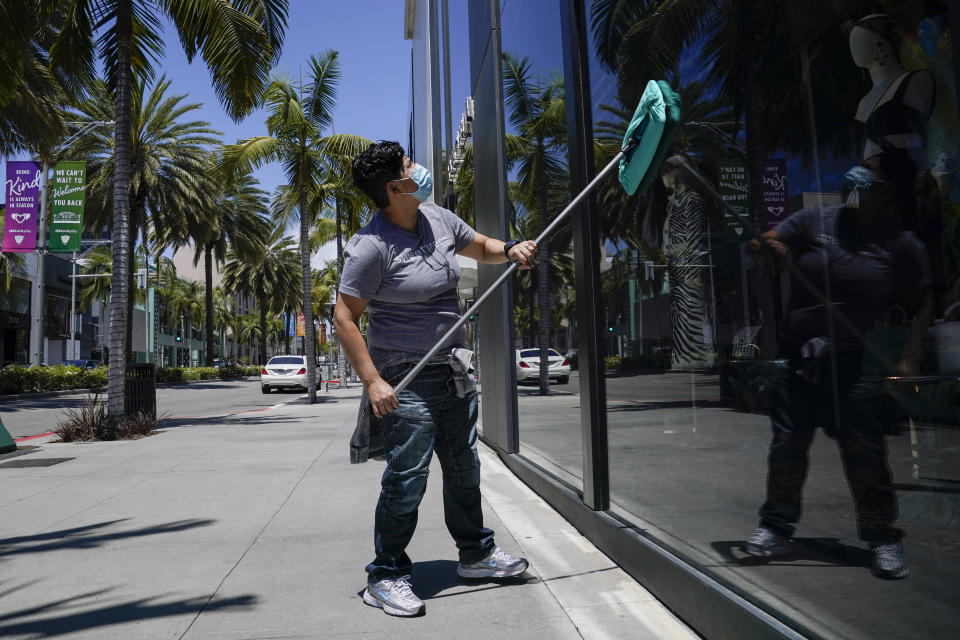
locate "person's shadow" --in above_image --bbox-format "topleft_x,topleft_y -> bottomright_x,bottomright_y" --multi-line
711,538 -> 872,568
356,559 -> 539,603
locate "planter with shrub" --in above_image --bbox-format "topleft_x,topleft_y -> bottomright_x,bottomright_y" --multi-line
0,364 -> 260,396
56,393 -> 157,442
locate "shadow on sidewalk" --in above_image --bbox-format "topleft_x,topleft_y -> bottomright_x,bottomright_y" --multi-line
0,518 -> 215,558
0,588 -> 257,638
157,414 -> 304,429
410,559 -> 540,600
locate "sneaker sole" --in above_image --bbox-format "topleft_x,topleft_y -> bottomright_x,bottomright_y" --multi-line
457,559 -> 529,579
362,589 -> 425,617
872,566 -> 910,580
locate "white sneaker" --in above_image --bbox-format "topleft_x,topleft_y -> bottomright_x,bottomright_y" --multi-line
362,575 -> 425,616
457,546 -> 529,579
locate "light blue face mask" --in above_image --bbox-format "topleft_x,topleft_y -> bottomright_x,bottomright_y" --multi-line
398,163 -> 433,202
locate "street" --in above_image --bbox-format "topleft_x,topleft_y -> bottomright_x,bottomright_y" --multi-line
0,379 -> 319,439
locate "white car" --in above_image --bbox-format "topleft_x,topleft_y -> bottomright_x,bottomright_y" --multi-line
516,348 -> 570,384
260,355 -> 318,393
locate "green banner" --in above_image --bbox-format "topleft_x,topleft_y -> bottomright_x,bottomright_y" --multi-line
47,161 -> 86,252
718,160 -> 749,243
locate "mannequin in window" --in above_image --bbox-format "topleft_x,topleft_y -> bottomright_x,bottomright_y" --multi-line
850,14 -> 935,172
850,13 -> 945,304
660,156 -> 714,369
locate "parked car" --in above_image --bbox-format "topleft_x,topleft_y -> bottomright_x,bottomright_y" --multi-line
63,359 -> 101,369
516,348 -> 570,384
260,355 -> 318,393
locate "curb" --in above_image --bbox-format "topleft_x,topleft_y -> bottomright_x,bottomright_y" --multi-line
0,377 -> 259,403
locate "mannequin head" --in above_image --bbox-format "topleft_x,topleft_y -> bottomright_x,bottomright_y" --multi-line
661,155 -> 692,192
849,14 -> 902,70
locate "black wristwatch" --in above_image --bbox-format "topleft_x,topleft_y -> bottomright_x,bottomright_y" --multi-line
503,239 -> 520,259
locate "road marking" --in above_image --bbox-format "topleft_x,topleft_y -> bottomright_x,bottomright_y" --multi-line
15,432 -> 55,442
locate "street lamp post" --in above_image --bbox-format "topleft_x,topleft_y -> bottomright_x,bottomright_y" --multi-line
69,240 -> 111,360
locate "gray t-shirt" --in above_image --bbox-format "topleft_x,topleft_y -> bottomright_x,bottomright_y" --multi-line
339,202 -> 476,354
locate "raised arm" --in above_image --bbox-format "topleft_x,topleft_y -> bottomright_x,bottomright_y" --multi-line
458,232 -> 537,269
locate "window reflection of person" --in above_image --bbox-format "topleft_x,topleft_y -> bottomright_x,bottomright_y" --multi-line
742,159 -> 935,580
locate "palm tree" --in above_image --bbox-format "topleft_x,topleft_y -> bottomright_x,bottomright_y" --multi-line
223,50 -> 370,402
0,3 -> 75,156
502,52 -> 568,395
72,77 -> 221,363
237,312 -> 263,360
163,161 -> 272,367
211,286 -> 235,362
221,227 -> 300,366
161,278 -> 204,366
38,0 -> 288,419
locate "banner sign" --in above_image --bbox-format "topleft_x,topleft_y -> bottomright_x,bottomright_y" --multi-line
48,161 -> 86,252
296,312 -> 305,337
763,159 -> 788,230
2,161 -> 42,253
718,160 -> 749,243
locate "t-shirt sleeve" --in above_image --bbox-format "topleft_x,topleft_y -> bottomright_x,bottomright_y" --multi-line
339,236 -> 384,301
774,207 -> 816,243
441,207 -> 476,251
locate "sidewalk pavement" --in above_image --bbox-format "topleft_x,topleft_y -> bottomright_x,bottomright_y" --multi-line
0,384 -> 698,640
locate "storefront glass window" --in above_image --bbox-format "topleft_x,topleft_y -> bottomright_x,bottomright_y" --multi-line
500,0 -> 583,486
587,1 -> 959,637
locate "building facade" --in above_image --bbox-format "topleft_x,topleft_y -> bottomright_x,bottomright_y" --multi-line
407,1 -> 960,638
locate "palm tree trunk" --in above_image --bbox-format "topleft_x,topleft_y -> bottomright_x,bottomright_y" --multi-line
125,230 -> 135,362
335,196 -> 345,387
204,245 -> 215,366
107,0 -> 133,422
537,157 -> 551,396
258,292 -> 268,365
300,185 -> 317,403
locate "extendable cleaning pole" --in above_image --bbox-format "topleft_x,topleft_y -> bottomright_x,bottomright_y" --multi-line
393,139 -> 639,395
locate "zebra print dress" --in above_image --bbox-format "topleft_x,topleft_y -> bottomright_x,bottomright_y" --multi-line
663,188 -> 715,369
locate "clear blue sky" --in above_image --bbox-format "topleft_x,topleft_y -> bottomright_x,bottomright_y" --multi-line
159,1 -> 416,198
2,2 -> 475,214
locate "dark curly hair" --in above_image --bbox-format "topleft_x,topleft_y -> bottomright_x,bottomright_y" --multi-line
352,141 -> 406,209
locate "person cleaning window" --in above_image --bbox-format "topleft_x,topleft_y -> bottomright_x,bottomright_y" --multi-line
335,140 -> 536,617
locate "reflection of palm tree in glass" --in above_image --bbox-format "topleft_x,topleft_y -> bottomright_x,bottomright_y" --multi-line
502,52 -> 568,394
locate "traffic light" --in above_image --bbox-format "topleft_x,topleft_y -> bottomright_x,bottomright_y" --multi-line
175,329 -> 182,342
608,326 -> 614,332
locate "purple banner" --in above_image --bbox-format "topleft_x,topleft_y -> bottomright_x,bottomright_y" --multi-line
3,161 -> 42,253
763,159 -> 788,230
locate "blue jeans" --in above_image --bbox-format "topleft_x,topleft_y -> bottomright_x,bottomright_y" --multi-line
366,363 -> 495,581
759,353 -> 901,543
